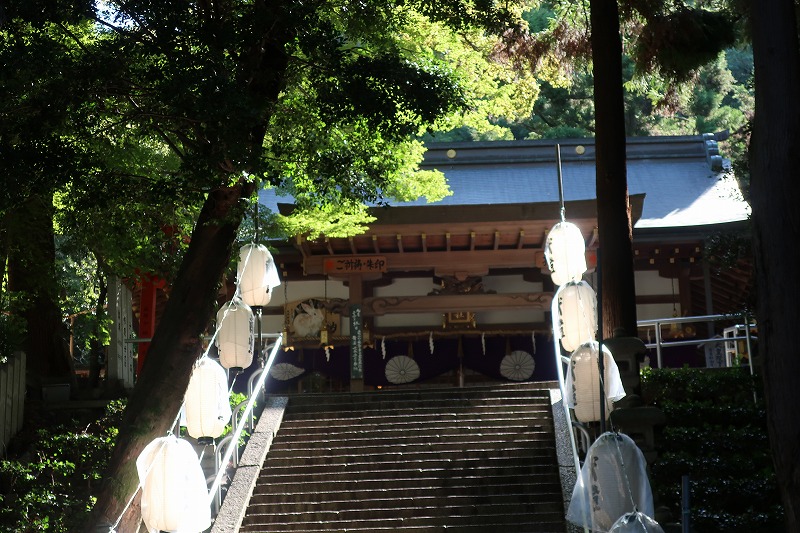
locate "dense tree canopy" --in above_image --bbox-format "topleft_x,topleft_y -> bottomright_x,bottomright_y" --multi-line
453,2 -> 753,142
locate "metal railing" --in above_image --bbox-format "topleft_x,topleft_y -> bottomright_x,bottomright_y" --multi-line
637,311 -> 756,373
208,332 -> 282,513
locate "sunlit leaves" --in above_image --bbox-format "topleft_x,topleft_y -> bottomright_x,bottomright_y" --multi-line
397,12 -> 540,132
277,201 -> 377,240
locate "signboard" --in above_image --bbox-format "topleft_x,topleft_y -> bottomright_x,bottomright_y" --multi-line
324,255 -> 387,274
350,304 -> 364,379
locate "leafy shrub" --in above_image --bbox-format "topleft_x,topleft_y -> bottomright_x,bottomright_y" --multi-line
0,400 -> 124,531
642,367 -> 782,532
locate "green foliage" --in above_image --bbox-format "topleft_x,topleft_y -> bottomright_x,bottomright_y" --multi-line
54,245 -> 113,367
520,74 -> 595,139
0,11 -> 105,213
689,54 -> 748,135
26,0 -> 540,274
0,400 -> 124,531
641,368 -> 782,531
0,292 -> 27,361
221,392 -> 256,447
500,1 -> 753,140
634,7 -> 737,80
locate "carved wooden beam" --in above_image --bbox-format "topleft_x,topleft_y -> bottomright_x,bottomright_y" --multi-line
304,249 -> 540,276
362,292 -> 553,316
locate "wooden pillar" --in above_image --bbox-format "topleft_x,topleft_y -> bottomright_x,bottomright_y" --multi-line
678,265 -> 692,316
137,277 -> 158,375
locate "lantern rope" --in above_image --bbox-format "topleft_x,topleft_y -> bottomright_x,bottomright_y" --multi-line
609,430 -> 641,517
107,240 -> 261,532
340,328 -> 551,342
556,144 -> 566,222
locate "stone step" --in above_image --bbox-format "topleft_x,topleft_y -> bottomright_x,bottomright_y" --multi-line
256,466 -> 558,492
244,500 -> 563,523
263,446 -> 556,466
257,461 -> 557,482
289,400 -> 550,417
240,521 -> 566,533
239,520 -> 567,533
283,392 -> 552,407
249,478 -> 562,503
273,424 -> 553,442
276,416 -> 553,435
282,403 -> 553,422
240,509 -> 567,531
276,383 -> 556,407
289,394 -> 550,418
273,426 -> 552,442
262,445 -> 555,468
248,490 -> 562,509
267,435 -> 554,455
270,430 -> 554,450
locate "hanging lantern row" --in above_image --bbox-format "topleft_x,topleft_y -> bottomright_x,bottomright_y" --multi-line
547,220 -> 623,422
544,220 -> 587,286
546,159 -> 662,532
129,243 -> 283,530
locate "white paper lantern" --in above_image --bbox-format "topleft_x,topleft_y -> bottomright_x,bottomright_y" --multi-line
564,341 -> 626,423
237,243 -> 281,307
567,432 -> 655,531
609,512 -> 665,533
184,357 -> 232,444
136,435 -> 210,533
557,280 -> 597,352
215,297 -> 254,370
544,221 -> 587,286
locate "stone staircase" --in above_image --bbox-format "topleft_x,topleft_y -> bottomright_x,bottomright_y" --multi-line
238,383 -> 567,533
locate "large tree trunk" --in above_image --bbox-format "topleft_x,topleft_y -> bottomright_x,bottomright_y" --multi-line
6,192 -> 74,385
590,0 -> 638,338
85,180 -> 255,532
750,0 -> 800,528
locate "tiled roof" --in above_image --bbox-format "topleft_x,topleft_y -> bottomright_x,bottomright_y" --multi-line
259,134 -> 751,230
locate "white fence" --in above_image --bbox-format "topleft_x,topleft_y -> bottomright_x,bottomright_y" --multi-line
1,351 -> 26,457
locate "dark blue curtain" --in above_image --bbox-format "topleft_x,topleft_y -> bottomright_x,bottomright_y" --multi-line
235,333 -> 558,392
